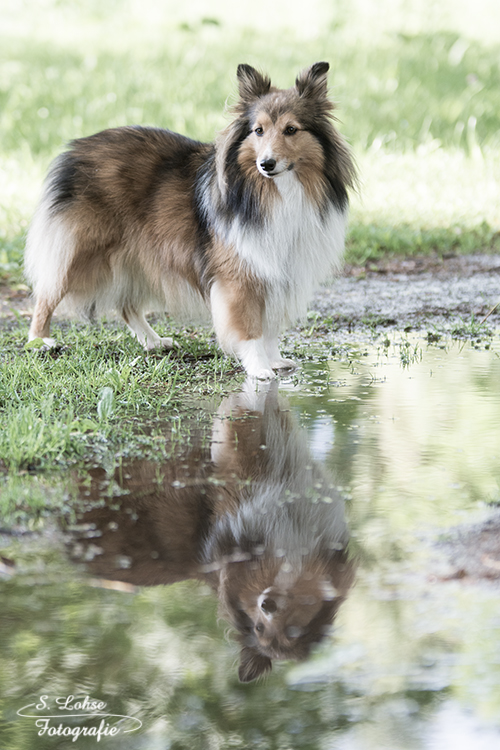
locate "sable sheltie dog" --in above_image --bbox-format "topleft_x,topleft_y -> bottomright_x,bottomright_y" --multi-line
25,62 -> 355,378
69,382 -> 355,681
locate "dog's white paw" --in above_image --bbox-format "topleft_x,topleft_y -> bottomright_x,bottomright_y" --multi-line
235,337 -> 279,380
41,337 -> 58,349
159,337 -> 177,350
145,337 -> 177,351
27,336 -> 59,351
271,357 -> 297,371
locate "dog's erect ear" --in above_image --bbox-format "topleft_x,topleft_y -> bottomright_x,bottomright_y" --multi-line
236,64 -> 271,102
238,647 -> 272,683
295,62 -> 330,99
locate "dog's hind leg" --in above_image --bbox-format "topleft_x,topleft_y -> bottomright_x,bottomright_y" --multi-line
25,209 -> 74,348
28,292 -> 65,348
121,307 -> 175,351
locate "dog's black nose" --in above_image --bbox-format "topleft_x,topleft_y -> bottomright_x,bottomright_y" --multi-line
260,159 -> 276,173
260,597 -> 278,614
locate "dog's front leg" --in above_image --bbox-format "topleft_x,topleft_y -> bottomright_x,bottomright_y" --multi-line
210,280 -> 275,379
264,334 -> 297,372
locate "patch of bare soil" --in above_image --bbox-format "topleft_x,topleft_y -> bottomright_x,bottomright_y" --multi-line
0,285 -> 32,322
432,512 -> 500,589
316,253 -> 500,332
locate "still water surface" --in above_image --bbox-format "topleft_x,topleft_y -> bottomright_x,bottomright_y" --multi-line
2,335 -> 500,749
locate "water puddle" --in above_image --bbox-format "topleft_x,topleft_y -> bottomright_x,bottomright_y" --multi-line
2,334 -> 500,748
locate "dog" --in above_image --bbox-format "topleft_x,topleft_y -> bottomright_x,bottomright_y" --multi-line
25,62 -> 355,378
69,381 -> 355,682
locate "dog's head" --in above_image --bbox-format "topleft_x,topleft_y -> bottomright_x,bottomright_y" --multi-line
232,62 -> 332,182
218,550 -> 353,682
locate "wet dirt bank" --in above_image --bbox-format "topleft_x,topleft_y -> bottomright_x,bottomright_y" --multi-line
431,510 -> 500,589
317,252 -> 500,334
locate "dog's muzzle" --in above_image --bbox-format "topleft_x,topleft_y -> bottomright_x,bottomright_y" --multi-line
259,158 -> 277,175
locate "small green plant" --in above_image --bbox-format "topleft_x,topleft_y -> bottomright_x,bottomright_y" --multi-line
399,340 -> 422,368
449,315 -> 493,339
306,311 -> 322,337
97,386 -> 114,421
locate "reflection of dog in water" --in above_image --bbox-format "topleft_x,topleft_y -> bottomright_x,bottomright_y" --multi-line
70,381 -> 354,681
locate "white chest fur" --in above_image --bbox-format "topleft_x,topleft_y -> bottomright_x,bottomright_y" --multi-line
229,173 -> 347,325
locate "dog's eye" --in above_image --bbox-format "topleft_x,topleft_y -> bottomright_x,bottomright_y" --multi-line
255,624 -> 265,634
254,127 -> 264,136
284,126 -> 297,136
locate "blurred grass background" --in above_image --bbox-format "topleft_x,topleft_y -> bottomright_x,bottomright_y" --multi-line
1,0 -> 500,283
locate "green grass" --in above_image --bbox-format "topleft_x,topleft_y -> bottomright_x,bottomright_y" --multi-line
346,220 -> 500,264
0,320 -> 237,474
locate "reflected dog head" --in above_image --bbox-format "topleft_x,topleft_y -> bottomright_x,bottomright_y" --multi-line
216,549 -> 352,682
